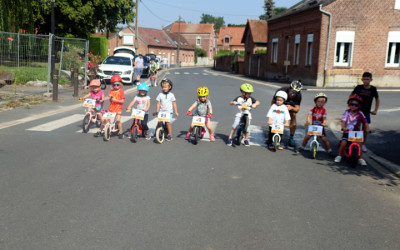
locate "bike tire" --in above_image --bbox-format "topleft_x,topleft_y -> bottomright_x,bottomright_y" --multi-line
82,114 -> 91,133
193,126 -> 199,145
131,126 -> 138,143
350,144 -> 359,168
243,115 -> 249,135
103,123 -> 111,141
155,127 -> 165,143
272,134 -> 279,151
312,142 -> 317,159
236,128 -> 243,145
96,119 -> 101,128
100,79 -> 107,90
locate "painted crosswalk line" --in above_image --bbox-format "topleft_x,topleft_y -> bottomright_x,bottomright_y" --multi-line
184,72 -> 190,74
174,72 -> 180,74
193,72 -> 199,75
27,114 -> 83,131
202,73 -> 208,75
76,115 -> 132,133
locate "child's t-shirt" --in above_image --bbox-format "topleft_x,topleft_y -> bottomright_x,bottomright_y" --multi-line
233,96 -> 257,119
351,85 -> 379,115
108,89 -> 125,113
90,90 -> 104,107
156,92 -> 176,113
134,96 -> 150,114
192,100 -> 211,117
309,107 -> 327,125
267,104 -> 291,125
341,109 -> 367,131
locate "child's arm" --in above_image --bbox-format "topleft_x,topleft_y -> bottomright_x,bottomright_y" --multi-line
322,117 -> 327,127
341,121 -> 347,131
305,114 -> 312,126
363,122 -> 370,133
144,99 -> 150,112
156,101 -> 160,113
81,93 -> 91,99
230,100 -> 237,105
284,120 -> 289,127
173,101 -> 179,116
371,97 -> 380,115
252,100 -> 260,108
267,117 -> 273,125
126,99 -> 136,110
100,93 -> 105,103
187,103 -> 197,112
208,104 -> 213,116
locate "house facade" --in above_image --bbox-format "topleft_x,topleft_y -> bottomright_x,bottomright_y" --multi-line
241,19 -> 268,77
170,23 -> 217,60
217,26 -> 245,52
266,0 -> 400,87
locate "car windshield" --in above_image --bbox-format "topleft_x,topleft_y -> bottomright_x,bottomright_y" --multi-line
103,57 -> 132,66
114,49 -> 135,56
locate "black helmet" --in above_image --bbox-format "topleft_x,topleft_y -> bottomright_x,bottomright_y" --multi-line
161,78 -> 173,90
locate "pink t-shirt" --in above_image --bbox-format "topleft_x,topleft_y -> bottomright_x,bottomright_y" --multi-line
341,109 -> 367,130
90,90 -> 104,107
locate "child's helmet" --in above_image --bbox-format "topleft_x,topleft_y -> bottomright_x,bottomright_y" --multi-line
290,80 -> 303,92
348,94 -> 363,105
275,90 -> 288,101
111,75 -> 122,84
240,83 -> 253,93
314,93 -> 327,102
197,86 -> 209,97
89,79 -> 100,87
137,82 -> 149,92
161,78 -> 173,90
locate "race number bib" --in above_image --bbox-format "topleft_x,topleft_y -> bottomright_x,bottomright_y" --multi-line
348,131 -> 364,142
131,109 -> 145,120
271,124 -> 284,134
103,112 -> 116,120
308,125 -> 323,136
158,112 -> 170,122
83,99 -> 96,108
191,116 -> 206,127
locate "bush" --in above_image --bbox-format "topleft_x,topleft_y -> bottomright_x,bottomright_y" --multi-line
195,47 -> 207,63
255,49 -> 267,54
89,37 -> 108,60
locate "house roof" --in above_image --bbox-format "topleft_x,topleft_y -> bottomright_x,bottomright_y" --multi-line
170,23 -> 215,34
136,27 -> 176,48
269,0 -> 336,21
241,19 -> 268,44
164,31 -> 194,50
217,26 -> 245,46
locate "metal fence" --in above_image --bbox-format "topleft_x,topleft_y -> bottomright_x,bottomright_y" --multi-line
0,31 -> 88,92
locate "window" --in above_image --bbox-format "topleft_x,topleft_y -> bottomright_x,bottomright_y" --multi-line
334,31 -> 355,66
196,37 -> 201,47
396,0 -> 400,10
224,36 -> 230,45
123,35 -> 134,45
386,31 -> 400,67
305,34 -> 314,66
293,34 -> 300,65
271,38 -> 279,63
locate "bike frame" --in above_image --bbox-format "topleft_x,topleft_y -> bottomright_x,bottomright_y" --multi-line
131,118 -> 144,136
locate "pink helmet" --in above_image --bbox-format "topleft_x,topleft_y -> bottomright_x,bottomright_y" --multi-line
89,79 -> 100,87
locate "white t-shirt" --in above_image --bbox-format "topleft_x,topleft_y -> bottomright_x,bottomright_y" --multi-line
135,57 -> 144,68
133,96 -> 150,114
233,96 -> 257,119
156,92 -> 176,113
266,104 -> 291,125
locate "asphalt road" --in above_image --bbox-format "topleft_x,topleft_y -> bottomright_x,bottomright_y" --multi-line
1,67 -> 400,249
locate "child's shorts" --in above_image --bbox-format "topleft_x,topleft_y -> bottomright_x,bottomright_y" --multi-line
341,131 -> 349,141
232,116 -> 251,129
92,105 -> 103,113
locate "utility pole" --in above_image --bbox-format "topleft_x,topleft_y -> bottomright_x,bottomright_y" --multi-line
51,0 -> 56,99
134,0 -> 139,53
177,16 -> 181,67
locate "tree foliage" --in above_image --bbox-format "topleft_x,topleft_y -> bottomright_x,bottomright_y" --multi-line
200,13 -> 225,34
0,0 -> 135,39
259,0 -> 287,20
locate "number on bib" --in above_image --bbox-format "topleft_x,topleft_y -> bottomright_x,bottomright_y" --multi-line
307,125 -> 323,136
271,124 -> 284,134
348,131 -> 364,142
158,112 -> 170,122
131,109 -> 145,120
191,116 -> 206,126
83,99 -> 96,108
103,112 -> 116,119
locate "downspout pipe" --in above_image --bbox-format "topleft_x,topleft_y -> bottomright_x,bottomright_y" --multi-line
319,4 -> 332,87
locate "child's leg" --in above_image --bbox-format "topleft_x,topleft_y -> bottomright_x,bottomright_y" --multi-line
228,127 -> 237,138
338,140 -> 347,156
268,127 -> 273,144
142,114 -> 149,134
321,136 -> 331,150
116,114 -> 122,132
206,121 -> 213,135
166,122 -> 172,136
301,134 -> 311,148
244,120 -> 251,140
188,124 -> 194,133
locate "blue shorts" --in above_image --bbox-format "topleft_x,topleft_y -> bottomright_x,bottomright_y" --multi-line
365,113 -> 371,124
135,68 -> 143,76
92,105 -> 103,113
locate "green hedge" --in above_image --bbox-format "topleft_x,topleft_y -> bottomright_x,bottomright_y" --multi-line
89,37 -> 108,60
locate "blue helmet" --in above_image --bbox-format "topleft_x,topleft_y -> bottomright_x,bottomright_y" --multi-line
137,82 -> 149,92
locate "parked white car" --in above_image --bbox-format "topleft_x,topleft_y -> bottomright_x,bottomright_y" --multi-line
96,55 -> 135,85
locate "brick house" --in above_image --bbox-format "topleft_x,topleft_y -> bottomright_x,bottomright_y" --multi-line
100,26 -> 194,66
170,23 -> 217,60
266,0 -> 400,87
217,26 -> 245,51
241,19 -> 268,77
164,31 -> 195,66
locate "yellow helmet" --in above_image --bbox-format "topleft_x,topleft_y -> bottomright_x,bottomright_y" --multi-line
197,86 -> 209,97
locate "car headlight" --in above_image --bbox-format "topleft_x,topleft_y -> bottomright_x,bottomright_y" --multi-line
97,69 -> 103,74
123,70 -> 132,75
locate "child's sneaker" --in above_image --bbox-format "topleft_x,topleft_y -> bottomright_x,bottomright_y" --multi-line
334,156 -> 342,163
278,145 -> 284,150
226,138 -> 232,146
185,132 -> 191,140
268,144 -> 275,150
94,131 -> 103,137
210,134 -> 215,141
118,133 -> 124,139
244,140 -> 250,147
296,146 -> 304,153
166,135 -> 172,141
145,133 -> 151,140
358,158 -> 367,166
327,148 -> 334,156
288,137 -> 295,147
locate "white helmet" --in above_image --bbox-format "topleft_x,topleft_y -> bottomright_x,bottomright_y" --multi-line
275,90 -> 288,101
290,80 -> 303,92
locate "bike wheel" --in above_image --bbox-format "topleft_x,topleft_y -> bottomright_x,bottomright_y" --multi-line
103,123 -> 111,141
155,127 -> 165,143
130,126 -> 138,143
100,79 -> 107,90
312,142 -> 317,159
350,144 -> 359,168
236,128 -> 243,145
193,126 -> 199,145
82,114 -> 91,133
243,116 -> 249,135
96,119 -> 101,128
272,134 -> 279,151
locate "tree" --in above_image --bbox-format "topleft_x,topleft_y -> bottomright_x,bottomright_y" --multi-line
200,13 -> 225,34
0,0 -> 135,38
259,0 -> 287,20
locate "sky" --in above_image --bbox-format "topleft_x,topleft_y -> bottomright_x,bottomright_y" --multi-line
137,0 -> 301,29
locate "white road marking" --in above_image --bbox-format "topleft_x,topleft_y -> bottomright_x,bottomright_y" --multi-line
77,115 -> 132,133
193,72 -> 199,75
379,107 -> 400,112
147,117 -> 176,136
184,72 -> 190,75
174,72 -> 180,74
27,114 -> 83,131
202,73 -> 208,75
